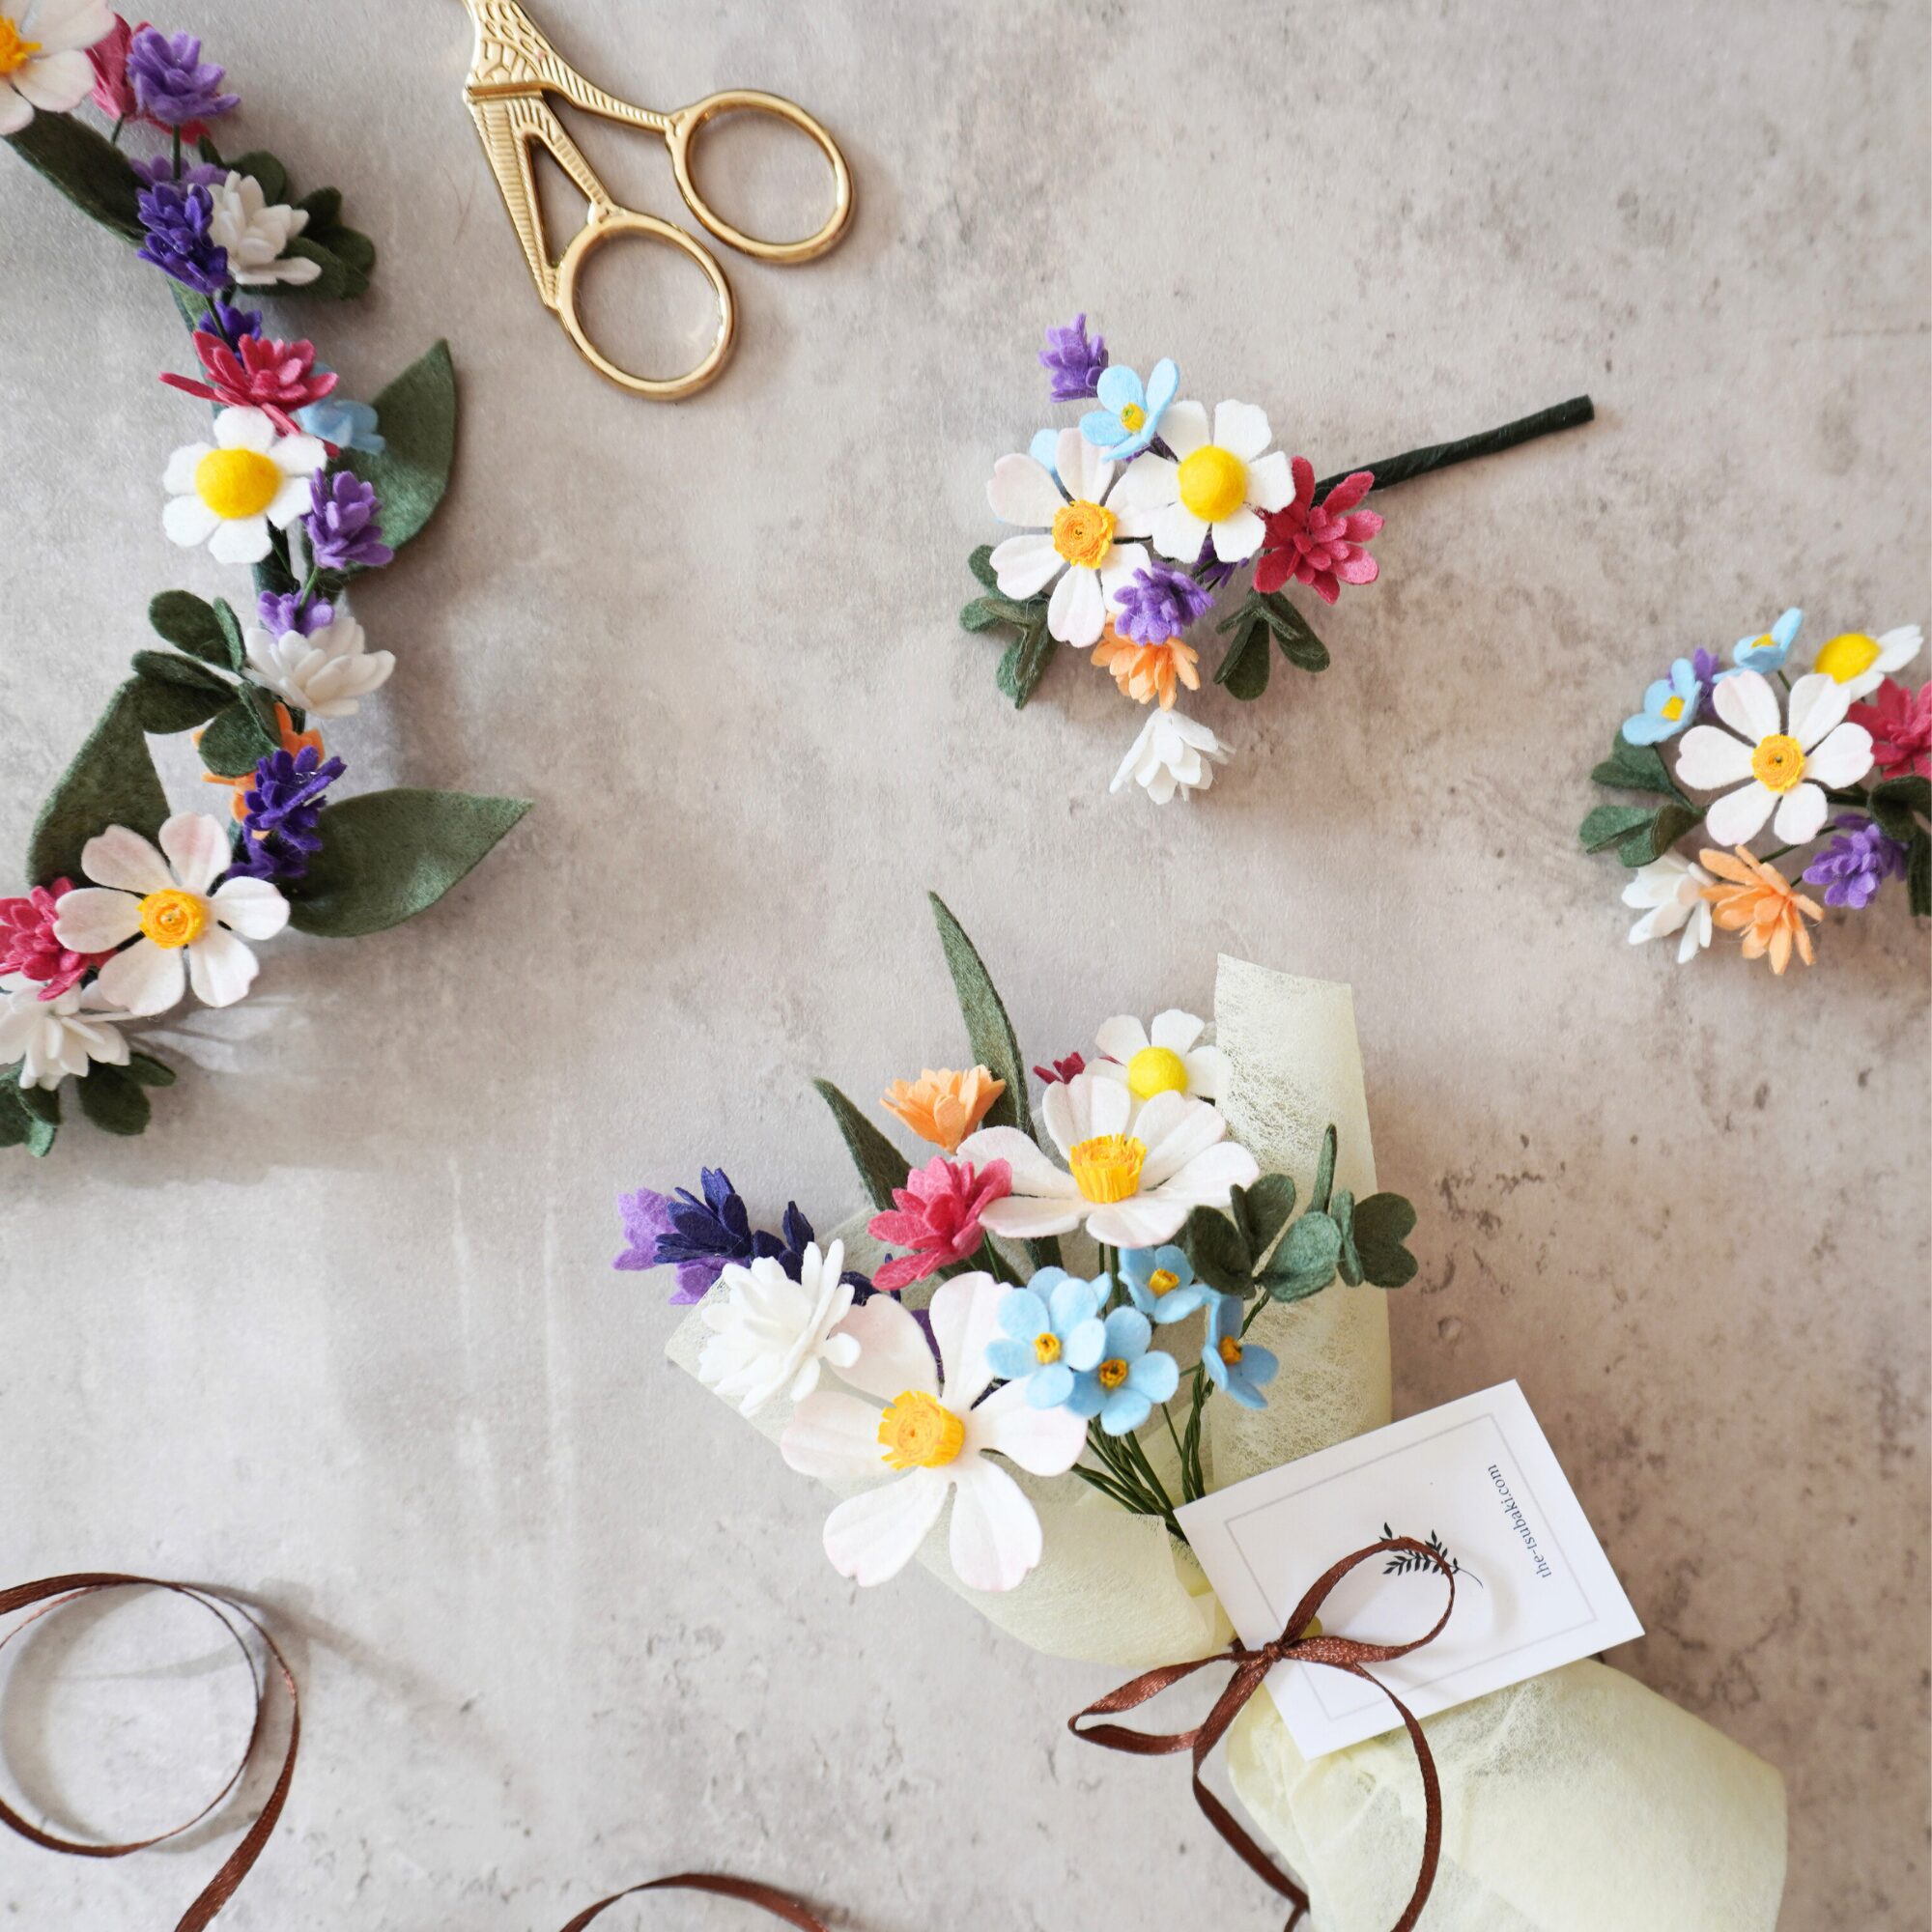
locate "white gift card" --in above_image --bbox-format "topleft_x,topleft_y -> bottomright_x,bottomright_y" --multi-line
1176,1380 -> 1642,1757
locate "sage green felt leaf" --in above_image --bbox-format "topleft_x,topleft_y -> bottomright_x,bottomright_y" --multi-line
927,894 -> 1031,1137
1332,1187 -> 1363,1286
1311,1123 -> 1338,1213
995,611 -> 1057,709
1264,593 -> 1330,673
286,788 -> 529,937
5,112 -> 143,242
1615,801 -> 1703,867
1261,1211 -> 1342,1303
967,546 -> 1000,591
76,1063 -> 152,1137
150,592 -> 236,668
27,682 -> 168,889
1909,827 -> 1931,918
0,1082 -> 58,1157
343,341 -> 456,554
1234,1173 -> 1297,1264
128,1050 -> 177,1088
213,599 -> 246,671
1590,732 -> 1687,801
17,1084 -> 58,1126
196,691 -> 281,778
1579,803 -> 1660,854
1214,613 -> 1271,700
1183,1206 -> 1251,1297
812,1078 -> 911,1213
1353,1192 -> 1420,1289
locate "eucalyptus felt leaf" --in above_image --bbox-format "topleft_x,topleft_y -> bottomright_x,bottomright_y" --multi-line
1352,1191 -> 1421,1289
287,788 -> 530,937
1332,1187 -> 1363,1286
342,341 -> 456,554
1233,1173 -> 1297,1261
75,1064 -> 153,1137
812,1078 -> 912,1214
1183,1205 -> 1252,1297
26,682 -> 168,889
1310,1123 -> 1339,1214
1261,1210 -> 1343,1303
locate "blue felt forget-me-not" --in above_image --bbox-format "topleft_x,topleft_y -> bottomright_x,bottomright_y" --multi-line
1074,1305 -> 1179,1435
297,395 -> 386,455
1731,607 -> 1803,675
1080,358 -> 1179,462
1120,1244 -> 1217,1325
1202,1293 -> 1278,1410
985,1267 -> 1108,1410
1622,656 -> 1704,745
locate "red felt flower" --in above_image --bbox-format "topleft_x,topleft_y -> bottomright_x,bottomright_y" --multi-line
158,332 -> 338,439
0,880 -> 113,1002
867,1154 -> 1011,1293
1254,460 -> 1382,605
1032,1051 -> 1086,1086
1850,677 -> 1932,780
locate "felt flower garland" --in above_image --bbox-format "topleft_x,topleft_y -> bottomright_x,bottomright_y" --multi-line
962,316 -> 1595,802
615,895 -> 1419,1590
1,14 -> 527,1154
1581,607 -> 1930,972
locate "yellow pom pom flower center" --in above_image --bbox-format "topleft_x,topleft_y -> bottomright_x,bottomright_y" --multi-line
1052,498 -> 1117,570
1070,1133 -> 1147,1205
877,1390 -> 964,1470
1751,732 -> 1806,793
1148,1268 -> 1179,1297
1033,1330 -> 1062,1365
194,447 -> 282,522
1126,1044 -> 1188,1099
1813,632 -> 1881,684
1177,444 -> 1247,523
1118,402 -> 1147,433
1218,1335 -> 1244,1367
137,888 -> 208,950
1096,1357 -> 1129,1391
0,18 -> 42,71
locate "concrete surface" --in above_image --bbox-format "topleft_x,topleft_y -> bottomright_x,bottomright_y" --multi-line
0,1 -> 1925,1926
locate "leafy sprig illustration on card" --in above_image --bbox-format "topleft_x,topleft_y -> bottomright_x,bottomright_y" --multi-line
1381,1524 -> 1483,1589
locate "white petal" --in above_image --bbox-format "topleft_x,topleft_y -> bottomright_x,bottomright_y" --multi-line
1785,671 -> 1850,751
0,80 -> 28,139
1771,783 -> 1827,846
79,824 -> 172,895
1160,400 -> 1209,458
1802,722 -> 1874,789
270,433 -> 327,477
1148,1009 -> 1206,1055
986,453 -> 1065,527
1133,1090 -> 1224,1185
22,0 -> 116,56
781,1391 -> 892,1481
1673,724 -> 1756,790
208,516 -> 271,565
822,1468 -> 948,1586
1211,505 -> 1264,562
95,939 -> 185,1017
1245,450 -> 1293,513
1148,1138 -> 1261,1207
829,1294 -> 939,1403
51,886 -> 141,952
214,406 -> 276,453
1086,1196 -> 1188,1248
159,811 -> 230,894
957,1123 -> 1077,1197
1047,566 -> 1105,647
1151,500 -> 1209,562
185,926 -> 258,1007
929,1273 -> 1008,1410
1056,426 -> 1113,505
212,875 -> 291,941
266,476 -> 313,529
162,495 -> 221,548
162,441 -> 211,495
10,45 -> 92,110
976,1196 -> 1087,1238
1094,1014 -> 1151,1064
967,1379 -> 1088,1476
947,1458 -> 1042,1593
1213,400 -> 1273,462
1113,453 -> 1179,511
1703,781 -> 1777,847
1713,668 -> 1781,744
989,531 -> 1063,600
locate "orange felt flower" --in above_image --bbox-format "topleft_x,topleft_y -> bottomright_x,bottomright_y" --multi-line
881,1066 -> 1007,1153
1698,846 -> 1824,974
1091,625 -> 1202,710
199,703 -> 325,820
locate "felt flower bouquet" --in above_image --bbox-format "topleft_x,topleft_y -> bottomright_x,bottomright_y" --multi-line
962,316 -> 1594,802
0,12 -> 526,1155
1582,606 -> 1930,972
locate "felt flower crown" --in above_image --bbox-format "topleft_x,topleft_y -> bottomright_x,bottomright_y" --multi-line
961,316 -> 1595,803
1,13 -> 526,1154
615,894 -> 1419,1593
1581,607 -> 1930,973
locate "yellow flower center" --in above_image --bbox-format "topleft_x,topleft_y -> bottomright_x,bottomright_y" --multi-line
1119,402 -> 1147,433
877,1390 -> 965,1470
1660,695 -> 1685,722
137,888 -> 209,950
1813,632 -> 1882,684
1177,444 -> 1247,523
1096,1357 -> 1129,1391
0,17 -> 40,71
1218,1335 -> 1244,1367
1750,732 -> 1806,793
194,447 -> 282,522
1033,1331 -> 1062,1365
1126,1044 -> 1189,1099
1070,1133 -> 1147,1205
1052,498 -> 1117,570
1148,1267 -> 1180,1297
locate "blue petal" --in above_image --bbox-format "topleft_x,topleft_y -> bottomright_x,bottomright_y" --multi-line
1064,1374 -> 1107,1419
1143,358 -> 1179,418
1147,1284 -> 1211,1326
1151,1242 -> 1191,1281
1095,363 -> 1146,413
1062,1315 -> 1108,1373
1126,1349 -> 1179,1403
1123,1278 -> 1158,1319
1029,1362 -> 1075,1408
1669,659 -> 1700,700
1099,1389 -> 1153,1436
998,1287 -> 1048,1341
1772,607 -> 1803,649
1622,710 -> 1674,745
1640,676 -> 1673,714
1224,1374 -> 1268,1410
1120,1248 -> 1155,1291
1080,407 -> 1125,451
1202,1349 -> 1229,1392
1206,1293 -> 1240,1346
1102,1306 -> 1151,1360
1048,1273 -> 1102,1334
1240,1344 -> 1280,1387
1029,426 -> 1065,479
985,1338 -> 1037,1381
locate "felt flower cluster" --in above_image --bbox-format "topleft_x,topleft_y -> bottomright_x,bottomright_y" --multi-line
614,895 -> 1419,1594
1583,605 -> 1930,973
1,17 -> 525,1156
963,317 -> 1595,805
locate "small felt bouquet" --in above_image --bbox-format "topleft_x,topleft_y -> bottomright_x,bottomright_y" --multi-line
1583,605 -> 1929,970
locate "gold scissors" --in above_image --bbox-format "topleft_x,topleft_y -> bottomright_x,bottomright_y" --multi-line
455,0 -> 854,400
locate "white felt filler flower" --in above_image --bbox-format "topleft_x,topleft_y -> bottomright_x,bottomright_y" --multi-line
1112,708 -> 1233,804
698,1240 -> 861,1418
206,169 -> 322,286
244,609 -> 394,719
0,980 -> 130,1089
1113,398 -> 1293,565
1622,854 -> 1713,964
162,405 -> 327,566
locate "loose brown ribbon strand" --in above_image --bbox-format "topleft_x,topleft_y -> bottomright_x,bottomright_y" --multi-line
557,1872 -> 830,1929
1069,1537 -> 1456,1932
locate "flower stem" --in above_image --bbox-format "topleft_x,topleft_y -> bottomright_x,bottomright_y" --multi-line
171,128 -> 182,180
110,115 -> 127,147
1317,395 -> 1594,504
1162,1400 -> 1190,1500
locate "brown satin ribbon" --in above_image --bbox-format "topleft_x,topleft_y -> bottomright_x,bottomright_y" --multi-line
1070,1537 -> 1456,1932
557,1871 -> 831,1929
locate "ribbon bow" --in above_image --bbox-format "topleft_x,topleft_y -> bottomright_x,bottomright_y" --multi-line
1069,1537 -> 1456,1932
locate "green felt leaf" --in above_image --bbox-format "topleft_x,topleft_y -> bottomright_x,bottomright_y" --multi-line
17,1083 -> 58,1126
287,788 -> 529,937
1264,593 -> 1330,673
5,111 -> 143,242
226,148 -> 289,205
1909,827 -> 1931,919
128,1050 -> 177,1088
342,340 -> 455,554
927,894 -> 1030,1137
26,682 -> 168,889
1590,732 -> 1686,801
196,691 -> 281,778
1182,1206 -> 1251,1297
812,1078 -> 911,1214
130,667 -> 233,736
1311,1123 -> 1338,1213
1579,803 -> 1659,854
1872,773 -> 1932,820
150,591 -> 236,669
1871,795 -> 1918,845
213,599 -> 246,671
0,1081 -> 58,1157
1614,801 -> 1703,867
1214,612 -> 1271,701
995,611 -> 1057,709
1261,1211 -> 1342,1303
1233,1173 -> 1297,1263
967,546 -> 1000,591
1353,1191 -> 1420,1289
76,1063 -> 152,1137
277,184 -> 376,299
131,649 -> 232,696
1332,1187 -> 1363,1286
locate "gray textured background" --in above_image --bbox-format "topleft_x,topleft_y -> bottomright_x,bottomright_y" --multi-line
1,1 -> 1926,1926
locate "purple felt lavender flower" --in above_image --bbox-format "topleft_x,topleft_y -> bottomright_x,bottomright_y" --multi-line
304,472 -> 394,572
1801,815 -> 1909,909
223,747 -> 345,884
620,1170 -> 872,1304
208,296 -> 265,350
127,28 -> 240,128
614,1187 -> 687,1290
1112,559 -> 1216,644
1039,313 -> 1108,403
135,182 -> 228,295
257,589 -> 335,638
130,156 -> 226,187
1689,646 -> 1726,723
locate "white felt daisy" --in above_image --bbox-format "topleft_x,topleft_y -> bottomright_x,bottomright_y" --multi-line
245,609 -> 394,719
1090,1009 -> 1228,1112
0,979 -> 130,1090
162,406 -> 327,566
207,170 -> 322,286
1111,707 -> 1232,804
985,425 -> 1151,647
1810,624 -> 1923,702
1621,854 -> 1713,964
780,1272 -> 1085,1593
1114,398 -> 1293,565
0,1 -> 115,137
698,1239 -> 862,1418
1675,668 -> 1874,848
52,814 -> 290,1017
959,1071 -> 1259,1250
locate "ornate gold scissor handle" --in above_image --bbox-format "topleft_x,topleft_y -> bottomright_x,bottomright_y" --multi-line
457,0 -> 854,401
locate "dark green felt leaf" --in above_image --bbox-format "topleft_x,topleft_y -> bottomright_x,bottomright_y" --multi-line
1264,593 -> 1330,673
1870,795 -> 1918,845
967,546 -> 1000,591
995,611 -> 1056,709
1579,804 -> 1659,853
812,1078 -> 911,1214
1311,1123 -> 1338,1213
226,149 -> 289,205
1909,827 -> 1931,918
1872,774 -> 1931,820
1353,1192 -> 1420,1289
131,650 -> 232,696
1235,1173 -> 1297,1263
76,1064 -> 152,1137
927,894 -> 1031,1137
0,1082 -> 58,1157
343,341 -> 455,554
1183,1206 -> 1251,1297
128,1050 -> 177,1088
1614,801 -> 1703,867
213,599 -> 246,671
1215,613 -> 1271,700
17,1084 -> 58,1126
130,670 -> 232,737
1261,1211 -> 1342,1303
196,692 -> 281,777
287,788 -> 529,937
26,682 -> 167,888
150,592 -> 233,668
5,112 -> 143,242
1589,732 -> 1686,801
1332,1187 -> 1363,1286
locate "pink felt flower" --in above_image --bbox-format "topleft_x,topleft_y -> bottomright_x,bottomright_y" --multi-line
159,332 -> 337,439
1254,461 -> 1382,605
1851,677 -> 1932,780
0,879 -> 113,1002
1032,1051 -> 1086,1086
867,1154 -> 1011,1293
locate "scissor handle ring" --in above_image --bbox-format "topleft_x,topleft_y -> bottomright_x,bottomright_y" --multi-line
667,89 -> 854,266
554,209 -> 738,402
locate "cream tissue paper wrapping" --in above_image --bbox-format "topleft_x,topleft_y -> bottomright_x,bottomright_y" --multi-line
668,957 -> 1786,1929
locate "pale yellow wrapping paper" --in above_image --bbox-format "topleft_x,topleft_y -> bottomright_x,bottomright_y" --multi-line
668,958 -> 1786,1927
